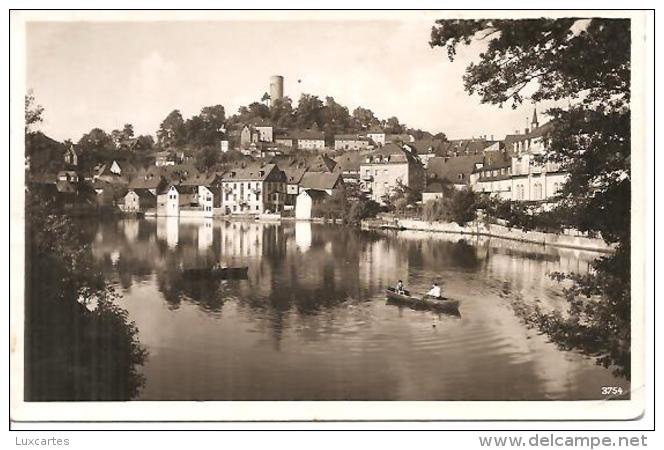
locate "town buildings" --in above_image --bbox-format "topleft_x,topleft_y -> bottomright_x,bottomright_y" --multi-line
366,129 -> 386,147
299,171 -> 344,195
27,102 -> 571,221
334,134 -> 372,151
123,189 -> 156,213
219,163 -> 287,215
360,143 -> 425,203
295,189 -> 330,220
291,130 -> 325,151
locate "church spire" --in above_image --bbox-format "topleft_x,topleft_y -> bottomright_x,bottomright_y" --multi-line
531,107 -> 539,129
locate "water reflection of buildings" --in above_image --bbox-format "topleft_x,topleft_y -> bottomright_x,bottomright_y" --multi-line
359,238 -> 408,293
295,221 -> 312,252
156,216 -> 180,249
87,219 -> 622,400
222,221 -> 264,259
197,218 -> 213,251
123,219 -> 139,243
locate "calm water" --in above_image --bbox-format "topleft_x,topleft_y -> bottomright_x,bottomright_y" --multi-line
89,218 -> 627,400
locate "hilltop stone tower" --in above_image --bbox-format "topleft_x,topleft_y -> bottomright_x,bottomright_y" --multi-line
269,75 -> 284,102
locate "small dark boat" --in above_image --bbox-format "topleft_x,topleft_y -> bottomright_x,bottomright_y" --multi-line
182,266 -> 248,280
385,287 -> 460,313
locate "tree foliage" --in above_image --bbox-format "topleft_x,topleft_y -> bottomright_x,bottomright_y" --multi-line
430,19 -> 630,107
157,109 -> 186,148
422,186 -> 478,226
25,183 -> 147,400
431,18 -> 631,378
269,97 -> 295,129
352,106 -> 380,130
25,90 -> 44,133
294,94 -> 325,130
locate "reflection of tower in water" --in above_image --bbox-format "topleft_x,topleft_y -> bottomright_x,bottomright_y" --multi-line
123,220 -> 139,243
295,221 -> 312,252
197,218 -> 213,251
156,216 -> 180,249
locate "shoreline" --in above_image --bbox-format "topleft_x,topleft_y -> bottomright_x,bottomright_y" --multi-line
99,212 -> 613,254
362,218 -> 614,254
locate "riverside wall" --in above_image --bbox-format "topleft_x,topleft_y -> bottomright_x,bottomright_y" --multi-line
362,218 -> 614,253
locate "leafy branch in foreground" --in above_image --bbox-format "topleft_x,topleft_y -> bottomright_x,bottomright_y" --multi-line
25,189 -> 148,400
431,18 -> 631,378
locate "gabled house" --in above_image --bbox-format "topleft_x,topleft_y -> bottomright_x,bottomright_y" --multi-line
306,154 -> 337,172
254,126 -> 274,143
292,130 -> 326,151
156,185 -> 181,217
426,154 -> 484,190
422,181 -> 446,203
274,135 -> 295,148
359,143 -> 425,203
220,163 -> 287,215
333,151 -> 370,185
154,151 -> 176,167
124,189 -> 157,213
299,171 -> 344,195
471,151 -> 513,201
295,189 -> 330,220
334,134 -> 372,151
386,134 -> 414,144
128,172 -> 168,196
92,178 -> 128,208
275,160 -> 308,207
366,128 -> 386,147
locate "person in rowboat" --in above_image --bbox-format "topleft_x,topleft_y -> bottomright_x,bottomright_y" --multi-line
395,280 -> 406,295
426,282 -> 442,299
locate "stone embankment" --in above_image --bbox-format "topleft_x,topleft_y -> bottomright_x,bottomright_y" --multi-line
362,217 -> 613,253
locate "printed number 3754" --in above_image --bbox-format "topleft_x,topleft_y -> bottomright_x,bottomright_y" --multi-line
601,386 -> 624,396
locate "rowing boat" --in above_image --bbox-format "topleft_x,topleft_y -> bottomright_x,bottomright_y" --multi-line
385,287 -> 460,313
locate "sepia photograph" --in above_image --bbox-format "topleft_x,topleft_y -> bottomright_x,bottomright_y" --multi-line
9,9 -> 650,423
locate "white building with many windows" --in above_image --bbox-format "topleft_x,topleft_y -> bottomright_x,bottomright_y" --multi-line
473,111 -> 569,202
220,164 -> 287,215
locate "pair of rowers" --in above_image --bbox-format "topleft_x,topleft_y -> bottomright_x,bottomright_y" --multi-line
395,280 -> 442,299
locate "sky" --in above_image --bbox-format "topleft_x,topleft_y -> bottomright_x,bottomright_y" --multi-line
26,19 -> 559,142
